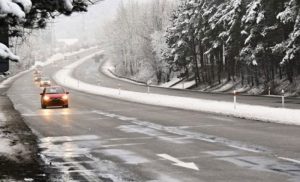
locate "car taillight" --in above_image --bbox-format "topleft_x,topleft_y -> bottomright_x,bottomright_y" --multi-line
43,95 -> 50,101
62,95 -> 68,100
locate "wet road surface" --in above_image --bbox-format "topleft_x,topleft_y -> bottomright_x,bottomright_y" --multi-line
6,52 -> 300,181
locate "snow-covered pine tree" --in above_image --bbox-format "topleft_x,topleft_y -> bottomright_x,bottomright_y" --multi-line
162,0 -> 300,93
165,1 -> 194,81
218,0 -> 245,82
277,0 -> 300,83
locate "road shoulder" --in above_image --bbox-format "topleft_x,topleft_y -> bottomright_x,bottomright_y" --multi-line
0,86 -> 48,181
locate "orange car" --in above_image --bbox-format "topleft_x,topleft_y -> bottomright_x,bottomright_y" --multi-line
40,86 -> 69,109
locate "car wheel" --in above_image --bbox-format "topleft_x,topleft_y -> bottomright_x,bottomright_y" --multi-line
63,105 -> 68,108
41,104 -> 46,109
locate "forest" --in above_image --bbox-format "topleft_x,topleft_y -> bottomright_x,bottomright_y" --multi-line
105,0 -> 300,95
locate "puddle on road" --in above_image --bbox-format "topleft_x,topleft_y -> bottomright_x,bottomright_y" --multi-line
39,135 -> 145,182
100,149 -> 150,164
41,135 -> 99,144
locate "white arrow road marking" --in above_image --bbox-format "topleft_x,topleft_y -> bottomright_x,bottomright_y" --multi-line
157,154 -> 199,171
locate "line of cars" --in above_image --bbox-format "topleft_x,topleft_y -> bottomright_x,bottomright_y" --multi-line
33,69 -> 70,109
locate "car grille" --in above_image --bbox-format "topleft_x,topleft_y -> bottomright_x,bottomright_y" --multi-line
52,98 -> 61,102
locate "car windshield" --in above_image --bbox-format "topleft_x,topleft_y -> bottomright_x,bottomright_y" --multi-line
45,87 -> 65,94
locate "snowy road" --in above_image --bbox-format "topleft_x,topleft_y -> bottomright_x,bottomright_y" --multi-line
6,52 -> 300,182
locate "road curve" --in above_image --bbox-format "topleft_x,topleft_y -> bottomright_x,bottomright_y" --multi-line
6,51 -> 300,182
74,58 -> 300,110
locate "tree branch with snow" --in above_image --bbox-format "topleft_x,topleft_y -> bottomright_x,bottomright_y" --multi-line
0,0 -> 98,66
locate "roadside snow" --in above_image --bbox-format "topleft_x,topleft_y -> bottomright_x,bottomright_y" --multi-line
0,112 -> 6,125
213,81 -> 235,92
0,47 -> 97,89
0,138 -> 14,154
54,52 -> 300,126
171,80 -> 195,89
0,112 -> 28,160
160,77 -> 182,88
0,136 -> 25,158
35,47 -> 97,67
101,60 -> 145,85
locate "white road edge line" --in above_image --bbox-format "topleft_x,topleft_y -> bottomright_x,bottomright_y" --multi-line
157,154 -> 199,171
278,157 -> 300,165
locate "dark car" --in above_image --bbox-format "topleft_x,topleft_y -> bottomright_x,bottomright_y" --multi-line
40,86 -> 69,109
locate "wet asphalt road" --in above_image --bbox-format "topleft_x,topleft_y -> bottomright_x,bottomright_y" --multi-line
6,52 -> 300,182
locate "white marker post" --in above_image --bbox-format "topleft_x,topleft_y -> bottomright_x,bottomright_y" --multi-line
268,87 -> 271,95
233,90 -> 237,110
282,89 -> 285,108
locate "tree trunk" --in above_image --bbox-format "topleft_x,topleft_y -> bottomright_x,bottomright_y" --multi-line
287,62 -> 294,83
217,50 -> 222,84
0,19 -> 9,73
199,45 -> 206,83
211,54 -> 215,84
279,66 -> 282,79
193,51 -> 200,86
241,65 -> 244,86
255,67 -> 259,86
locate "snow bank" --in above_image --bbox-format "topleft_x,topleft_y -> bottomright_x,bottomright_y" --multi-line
0,47 -> 97,89
171,80 -> 195,89
54,53 -> 300,125
160,77 -> 182,88
101,60 -> 145,86
35,47 -> 97,67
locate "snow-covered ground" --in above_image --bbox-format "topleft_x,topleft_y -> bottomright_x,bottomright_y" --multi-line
0,113 -> 24,158
159,77 -> 182,87
102,60 -> 145,85
171,80 -> 195,89
0,47 -> 97,88
54,53 -> 300,126
103,59 -> 196,89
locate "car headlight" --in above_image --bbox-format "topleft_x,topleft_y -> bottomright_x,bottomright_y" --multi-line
43,96 -> 50,101
62,95 -> 68,100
